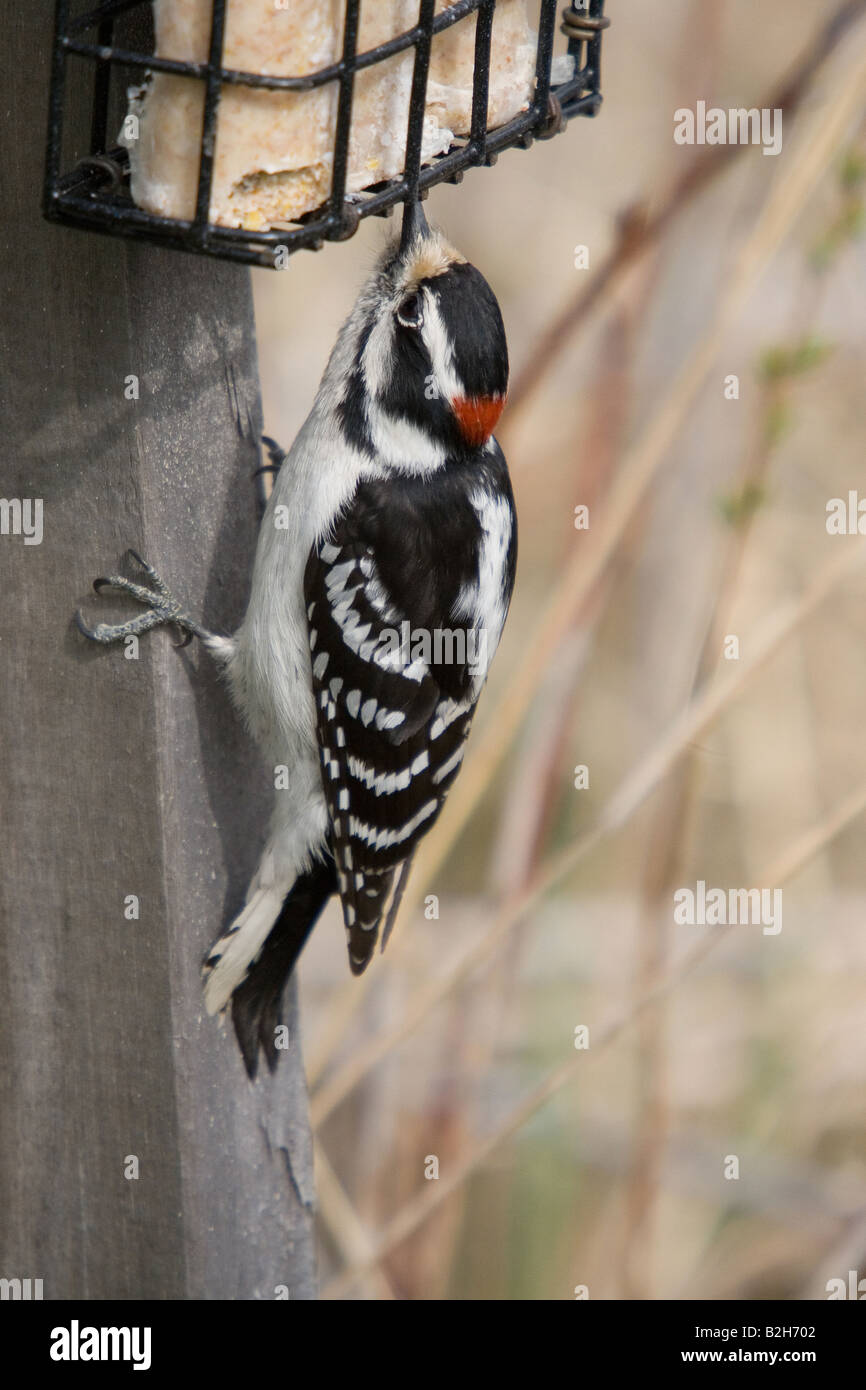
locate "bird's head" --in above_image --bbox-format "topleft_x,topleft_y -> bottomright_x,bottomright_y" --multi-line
333,213 -> 509,471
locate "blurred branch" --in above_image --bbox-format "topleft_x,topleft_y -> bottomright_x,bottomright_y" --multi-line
810,123 -> 866,268
472,290 -> 649,1131
312,541 -> 866,1130
505,0 -> 866,423
493,286 -> 647,894
323,767 -> 866,1298
579,1116 -> 849,1233
308,33 -> 866,1095
618,245 -> 838,1298
313,1140 -> 398,1300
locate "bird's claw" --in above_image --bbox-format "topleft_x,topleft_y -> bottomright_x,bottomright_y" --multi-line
76,550 -> 205,646
254,434 -> 286,480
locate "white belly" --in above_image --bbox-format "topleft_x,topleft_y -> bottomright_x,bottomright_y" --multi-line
222,408 -> 368,887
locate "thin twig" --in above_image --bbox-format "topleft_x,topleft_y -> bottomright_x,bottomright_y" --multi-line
313,1140 -> 399,1300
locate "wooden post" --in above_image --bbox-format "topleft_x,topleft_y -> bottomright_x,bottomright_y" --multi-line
0,8 -> 316,1300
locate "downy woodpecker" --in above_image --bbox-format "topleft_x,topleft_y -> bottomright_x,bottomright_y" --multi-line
77,214 -> 517,1077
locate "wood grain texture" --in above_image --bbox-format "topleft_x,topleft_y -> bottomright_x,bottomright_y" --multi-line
0,6 -> 316,1300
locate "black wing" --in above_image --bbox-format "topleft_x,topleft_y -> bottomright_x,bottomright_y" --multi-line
304,493 -> 483,973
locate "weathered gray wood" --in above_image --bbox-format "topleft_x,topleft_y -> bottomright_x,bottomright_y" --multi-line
0,7 -> 316,1300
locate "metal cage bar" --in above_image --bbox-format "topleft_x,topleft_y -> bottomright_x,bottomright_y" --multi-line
195,0 -> 227,240
469,2 -> 495,157
44,0 -> 608,268
329,1 -> 361,240
403,0 -> 438,209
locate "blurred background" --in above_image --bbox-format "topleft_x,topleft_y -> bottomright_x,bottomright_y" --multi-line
253,0 -> 866,1300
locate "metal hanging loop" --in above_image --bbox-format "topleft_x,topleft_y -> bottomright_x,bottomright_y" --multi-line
399,198 -> 430,253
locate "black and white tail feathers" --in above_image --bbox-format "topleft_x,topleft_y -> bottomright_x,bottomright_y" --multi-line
229,859 -> 336,1079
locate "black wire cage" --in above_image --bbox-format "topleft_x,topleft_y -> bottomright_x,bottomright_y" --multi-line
45,0 -> 609,268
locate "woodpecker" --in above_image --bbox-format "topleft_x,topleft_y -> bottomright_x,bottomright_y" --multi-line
77,211 -> 517,1077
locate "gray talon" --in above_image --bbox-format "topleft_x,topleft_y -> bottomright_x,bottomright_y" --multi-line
126,549 -> 169,598
76,554 -> 207,647
75,610 -> 102,641
255,435 -> 286,479
91,574 -> 163,606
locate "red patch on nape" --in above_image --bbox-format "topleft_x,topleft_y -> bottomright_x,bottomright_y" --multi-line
452,394 -> 505,447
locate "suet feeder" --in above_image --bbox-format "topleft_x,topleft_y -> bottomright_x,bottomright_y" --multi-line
45,0 -> 608,268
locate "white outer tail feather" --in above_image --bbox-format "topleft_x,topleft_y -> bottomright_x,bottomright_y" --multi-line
202,885 -> 285,1016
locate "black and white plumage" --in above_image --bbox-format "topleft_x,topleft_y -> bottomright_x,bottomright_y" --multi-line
305,454 -> 512,976
77,216 -> 517,1078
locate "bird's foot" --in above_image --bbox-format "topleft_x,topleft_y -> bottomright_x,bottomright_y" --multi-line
254,434 -> 286,481
75,549 -> 207,648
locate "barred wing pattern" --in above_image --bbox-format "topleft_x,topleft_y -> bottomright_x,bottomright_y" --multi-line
304,532 -> 476,974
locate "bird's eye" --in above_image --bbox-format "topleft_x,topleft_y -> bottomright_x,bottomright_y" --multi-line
396,292 -> 424,329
